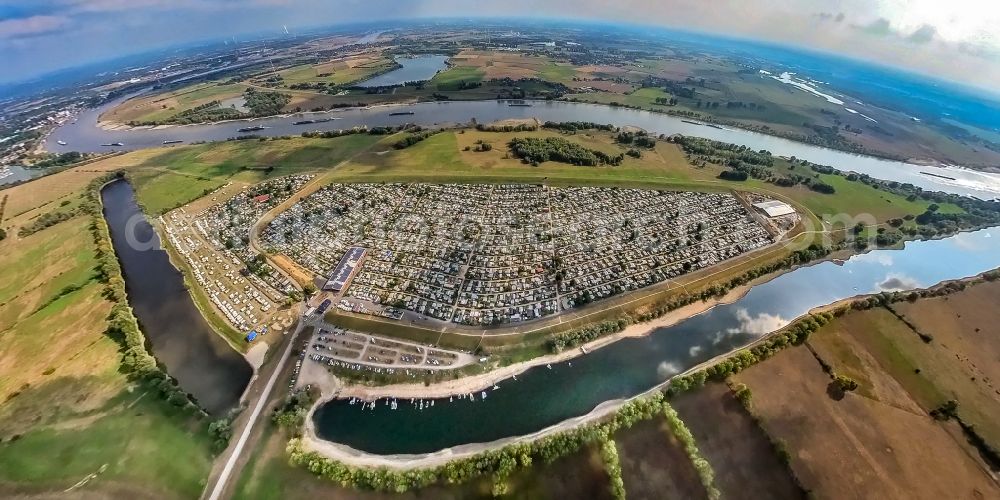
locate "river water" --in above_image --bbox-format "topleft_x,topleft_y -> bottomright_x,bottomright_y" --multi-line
46,99 -> 1000,199
101,180 -> 252,415
313,227 -> 1000,455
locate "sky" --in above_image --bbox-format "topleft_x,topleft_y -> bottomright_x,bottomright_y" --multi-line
1,0 -> 999,93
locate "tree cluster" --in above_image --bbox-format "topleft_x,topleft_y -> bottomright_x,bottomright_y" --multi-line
508,137 -> 624,166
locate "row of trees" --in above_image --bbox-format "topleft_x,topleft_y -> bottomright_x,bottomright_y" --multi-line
286,266 -> 1000,496
394,130 -> 441,149
540,121 -> 617,133
288,394 -> 671,494
17,205 -> 80,237
663,404 -> 721,500
599,438 -> 626,500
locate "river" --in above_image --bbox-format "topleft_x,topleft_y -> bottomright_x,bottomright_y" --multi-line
46,99 -> 1000,200
101,180 -> 252,415
313,227 -> 1000,455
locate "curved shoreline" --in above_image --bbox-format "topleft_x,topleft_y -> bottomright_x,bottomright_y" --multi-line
298,283 -> 862,469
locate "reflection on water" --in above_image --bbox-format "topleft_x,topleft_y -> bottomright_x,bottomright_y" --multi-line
101,180 -> 252,415
313,227 -> 1000,455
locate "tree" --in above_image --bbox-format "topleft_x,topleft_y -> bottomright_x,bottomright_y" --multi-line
303,283 -> 318,297
833,374 -> 858,392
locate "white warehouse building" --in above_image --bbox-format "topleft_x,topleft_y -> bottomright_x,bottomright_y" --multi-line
752,200 -> 795,218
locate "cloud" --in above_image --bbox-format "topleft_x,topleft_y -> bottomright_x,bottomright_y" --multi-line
855,17 -> 893,37
0,15 -> 69,39
907,24 -> 936,44
816,12 -> 845,23
726,308 -> 788,336
657,361 -> 682,378
852,17 -> 937,45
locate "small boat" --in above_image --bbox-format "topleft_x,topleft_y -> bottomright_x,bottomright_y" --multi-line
508,103 -> 533,107
481,391 -> 487,399
237,125 -> 267,132
546,364 -> 552,369
162,140 -> 183,145
492,384 -> 500,390
57,140 -> 67,146
449,396 -> 453,403
292,120 -> 316,125
100,142 -> 124,147
389,111 -> 415,116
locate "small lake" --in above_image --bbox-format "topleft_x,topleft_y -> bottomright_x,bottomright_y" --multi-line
0,165 -> 50,186
355,55 -> 449,88
101,180 -> 252,415
313,227 -> 1000,455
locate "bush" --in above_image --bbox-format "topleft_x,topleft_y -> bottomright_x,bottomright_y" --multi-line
832,374 -> 859,392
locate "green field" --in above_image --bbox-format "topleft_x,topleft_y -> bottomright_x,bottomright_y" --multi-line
129,134 -> 385,214
278,57 -> 398,87
0,208 -> 216,497
430,66 -> 485,90
331,128 -> 952,226
0,394 -> 214,498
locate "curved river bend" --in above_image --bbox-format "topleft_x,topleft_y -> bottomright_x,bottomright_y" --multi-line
49,99 -> 1000,199
314,227 -> 1000,455
101,180 -> 252,415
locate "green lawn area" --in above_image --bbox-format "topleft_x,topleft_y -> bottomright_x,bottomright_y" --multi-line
126,83 -> 249,124
278,58 -> 397,87
431,66 -> 485,90
130,134 -> 384,214
566,88 -> 672,109
0,211 -> 216,499
537,62 -> 578,83
0,394 -> 214,499
331,129 -> 954,227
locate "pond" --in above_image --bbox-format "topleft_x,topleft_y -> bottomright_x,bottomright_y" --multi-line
101,179 -> 252,415
355,55 -> 449,88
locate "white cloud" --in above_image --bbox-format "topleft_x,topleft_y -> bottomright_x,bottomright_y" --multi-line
657,361 -> 682,378
0,15 -> 69,39
726,308 -> 789,336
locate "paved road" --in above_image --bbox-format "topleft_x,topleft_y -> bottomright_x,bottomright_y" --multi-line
201,313 -> 311,500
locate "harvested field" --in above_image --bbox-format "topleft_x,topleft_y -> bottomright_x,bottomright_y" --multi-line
672,383 -> 805,499
616,417 -> 707,500
735,344 -> 999,499
448,50 -> 578,83
890,282 -> 1000,444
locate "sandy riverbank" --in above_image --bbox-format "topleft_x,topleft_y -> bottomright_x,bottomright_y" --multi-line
295,283 -> 877,470
326,282 -> 752,402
